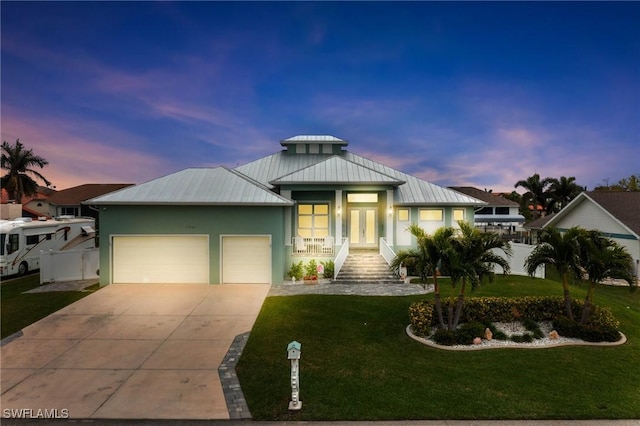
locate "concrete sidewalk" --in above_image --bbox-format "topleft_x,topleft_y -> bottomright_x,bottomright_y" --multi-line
1,283 -> 270,420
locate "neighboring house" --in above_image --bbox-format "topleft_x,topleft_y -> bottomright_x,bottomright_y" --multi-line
449,186 -> 525,237
532,191 -> 640,279
0,186 -> 56,219
48,184 -> 133,220
86,135 -> 485,286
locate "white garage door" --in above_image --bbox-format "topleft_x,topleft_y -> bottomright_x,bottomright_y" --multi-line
222,236 -> 271,284
113,235 -> 209,284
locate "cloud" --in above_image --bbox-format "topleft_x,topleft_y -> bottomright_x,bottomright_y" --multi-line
1,107 -> 171,190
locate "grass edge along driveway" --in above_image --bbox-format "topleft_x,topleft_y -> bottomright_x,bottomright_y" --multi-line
237,275 -> 640,421
1,275 -> 100,339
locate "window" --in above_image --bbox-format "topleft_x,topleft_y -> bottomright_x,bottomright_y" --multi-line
347,193 -> 378,203
476,207 -> 493,215
6,234 -> 19,255
495,207 -> 509,215
26,235 -> 41,245
61,207 -> 78,216
297,204 -> 329,238
397,208 -> 410,222
453,209 -> 465,222
419,209 -> 443,221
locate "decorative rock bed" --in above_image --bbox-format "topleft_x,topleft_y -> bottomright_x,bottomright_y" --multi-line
406,322 -> 627,351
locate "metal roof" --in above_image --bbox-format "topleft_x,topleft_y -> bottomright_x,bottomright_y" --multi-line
85,167 -> 293,206
270,156 -> 405,186
280,135 -> 348,145
236,151 -> 485,206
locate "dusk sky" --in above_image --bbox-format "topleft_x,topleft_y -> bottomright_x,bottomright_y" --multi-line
1,2 -> 638,193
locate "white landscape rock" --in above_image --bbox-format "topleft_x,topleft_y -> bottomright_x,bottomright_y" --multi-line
406,321 -> 627,351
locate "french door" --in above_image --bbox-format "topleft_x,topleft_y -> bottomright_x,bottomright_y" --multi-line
349,208 -> 377,248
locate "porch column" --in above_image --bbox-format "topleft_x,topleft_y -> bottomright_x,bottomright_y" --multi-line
386,189 -> 394,244
335,189 -> 342,245
282,190 -> 292,245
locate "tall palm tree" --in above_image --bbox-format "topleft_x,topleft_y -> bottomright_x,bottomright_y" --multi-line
447,222 -> 511,329
524,227 -> 584,320
547,176 -> 585,213
577,230 -> 633,323
391,224 -> 455,329
1,139 -> 51,202
515,173 -> 553,218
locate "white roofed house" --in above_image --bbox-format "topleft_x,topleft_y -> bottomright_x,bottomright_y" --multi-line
87,135 -> 485,286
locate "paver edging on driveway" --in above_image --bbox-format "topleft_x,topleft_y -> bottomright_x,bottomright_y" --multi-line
218,331 -> 252,420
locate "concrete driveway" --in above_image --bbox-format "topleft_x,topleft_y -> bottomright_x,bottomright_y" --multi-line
0,283 -> 270,420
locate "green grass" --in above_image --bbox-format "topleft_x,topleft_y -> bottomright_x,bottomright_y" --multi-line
1,274 -> 100,339
237,275 -> 640,420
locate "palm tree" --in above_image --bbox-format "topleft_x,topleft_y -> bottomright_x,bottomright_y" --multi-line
447,222 -> 511,329
524,227 -> 584,320
515,173 -> 553,218
577,230 -> 633,323
547,176 -> 585,213
391,224 -> 455,329
1,139 -> 51,202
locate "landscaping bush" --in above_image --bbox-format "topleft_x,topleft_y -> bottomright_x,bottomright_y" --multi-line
455,321 -> 486,345
432,328 -> 457,346
408,300 -> 434,337
553,315 -> 621,343
408,296 -> 621,344
321,260 -> 334,279
288,261 -> 304,280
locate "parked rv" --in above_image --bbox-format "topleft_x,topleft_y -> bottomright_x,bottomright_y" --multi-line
0,216 -> 96,277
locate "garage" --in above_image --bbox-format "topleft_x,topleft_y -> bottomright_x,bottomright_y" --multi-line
222,235 -> 271,284
112,235 -> 209,284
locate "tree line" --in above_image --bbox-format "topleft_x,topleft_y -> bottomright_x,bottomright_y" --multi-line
505,173 -> 639,221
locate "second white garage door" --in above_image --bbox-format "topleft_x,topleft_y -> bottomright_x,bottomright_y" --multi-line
221,235 -> 271,284
112,235 -> 209,284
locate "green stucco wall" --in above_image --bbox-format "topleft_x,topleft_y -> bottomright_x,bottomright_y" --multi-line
97,205 -> 286,285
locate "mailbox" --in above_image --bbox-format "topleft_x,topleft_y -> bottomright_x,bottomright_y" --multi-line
287,340 -> 302,410
287,341 -> 301,360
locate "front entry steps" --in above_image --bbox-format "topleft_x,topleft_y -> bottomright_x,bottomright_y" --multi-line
335,249 -> 403,284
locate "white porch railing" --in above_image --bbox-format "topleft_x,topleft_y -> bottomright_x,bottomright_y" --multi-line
333,238 -> 349,280
379,237 -> 396,265
292,236 -> 335,256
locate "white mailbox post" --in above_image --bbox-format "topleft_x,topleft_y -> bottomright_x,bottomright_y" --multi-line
287,340 -> 302,410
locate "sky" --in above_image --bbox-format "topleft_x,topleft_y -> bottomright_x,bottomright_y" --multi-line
1,1 -> 639,193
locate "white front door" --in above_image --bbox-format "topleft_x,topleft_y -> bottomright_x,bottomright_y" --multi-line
349,208 -> 377,248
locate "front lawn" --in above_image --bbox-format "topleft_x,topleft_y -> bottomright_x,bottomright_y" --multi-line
236,275 -> 640,420
1,275 -> 100,339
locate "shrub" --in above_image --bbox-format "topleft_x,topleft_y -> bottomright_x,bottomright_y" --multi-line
409,301 -> 434,337
288,261 -> 304,280
432,328 -> 457,346
511,334 -> 534,343
455,322 -> 486,345
305,259 -> 318,279
553,316 -> 620,343
321,260 -> 334,279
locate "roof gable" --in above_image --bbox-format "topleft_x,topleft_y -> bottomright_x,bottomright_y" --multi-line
545,191 -> 640,238
270,156 -> 405,186
86,167 -> 293,206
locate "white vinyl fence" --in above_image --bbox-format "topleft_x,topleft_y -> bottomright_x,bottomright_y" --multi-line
492,242 -> 544,278
39,248 -> 100,284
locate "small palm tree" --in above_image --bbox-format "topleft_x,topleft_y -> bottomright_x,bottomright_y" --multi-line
391,225 -> 455,329
1,139 -> 51,202
578,230 -> 633,323
524,227 -> 584,320
448,222 -> 511,329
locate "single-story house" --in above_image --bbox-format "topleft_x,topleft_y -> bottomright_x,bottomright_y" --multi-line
532,191 -> 640,279
86,135 -> 485,285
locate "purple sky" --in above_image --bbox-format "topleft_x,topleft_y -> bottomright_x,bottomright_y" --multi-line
2,2 -> 638,192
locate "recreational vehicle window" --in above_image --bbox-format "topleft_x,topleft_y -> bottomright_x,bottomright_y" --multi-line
26,235 -> 40,245
6,234 -> 18,255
